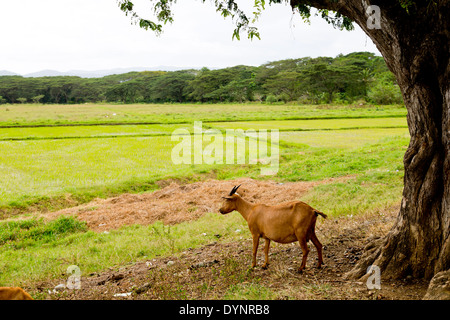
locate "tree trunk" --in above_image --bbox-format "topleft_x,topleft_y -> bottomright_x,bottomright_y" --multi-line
291,0 -> 450,279
346,70 -> 449,279
349,0 -> 449,280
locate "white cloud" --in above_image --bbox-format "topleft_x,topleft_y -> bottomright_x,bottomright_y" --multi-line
0,0 -> 380,74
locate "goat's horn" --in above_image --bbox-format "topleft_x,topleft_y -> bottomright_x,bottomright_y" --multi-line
229,184 -> 241,196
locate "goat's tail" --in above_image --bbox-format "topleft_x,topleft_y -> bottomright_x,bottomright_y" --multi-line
314,210 -> 327,219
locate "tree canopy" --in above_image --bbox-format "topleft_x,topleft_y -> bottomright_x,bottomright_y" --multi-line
0,52 -> 401,105
117,0 -> 355,40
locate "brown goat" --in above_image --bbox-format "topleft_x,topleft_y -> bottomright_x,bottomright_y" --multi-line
219,185 -> 326,273
0,287 -> 33,300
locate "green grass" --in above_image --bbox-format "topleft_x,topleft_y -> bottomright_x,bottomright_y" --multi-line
0,132 -> 266,211
279,128 -> 409,148
301,169 -> 404,217
0,136 -> 201,208
277,135 -> 408,181
208,117 -> 407,131
0,216 -> 87,249
0,212 -> 249,286
0,123 -> 191,140
0,103 -> 406,126
223,282 -> 277,300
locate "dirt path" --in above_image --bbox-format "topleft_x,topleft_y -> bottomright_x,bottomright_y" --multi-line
34,203 -> 428,300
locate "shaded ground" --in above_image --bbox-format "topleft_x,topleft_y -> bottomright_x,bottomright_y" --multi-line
33,203 -> 428,300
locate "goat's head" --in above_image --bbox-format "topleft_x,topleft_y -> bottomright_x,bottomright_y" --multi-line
219,184 -> 241,214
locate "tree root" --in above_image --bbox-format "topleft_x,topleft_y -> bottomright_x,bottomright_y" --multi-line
344,237 -> 384,281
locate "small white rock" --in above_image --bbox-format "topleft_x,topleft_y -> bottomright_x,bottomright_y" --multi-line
54,284 -> 66,291
113,292 -> 132,297
167,260 -> 175,266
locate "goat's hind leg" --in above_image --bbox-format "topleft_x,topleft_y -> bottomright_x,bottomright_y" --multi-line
310,231 -> 324,269
262,239 -> 271,269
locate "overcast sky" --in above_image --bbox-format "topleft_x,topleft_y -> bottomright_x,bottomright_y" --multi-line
0,0 -> 380,74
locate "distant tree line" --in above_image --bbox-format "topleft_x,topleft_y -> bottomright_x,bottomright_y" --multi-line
0,52 -> 403,105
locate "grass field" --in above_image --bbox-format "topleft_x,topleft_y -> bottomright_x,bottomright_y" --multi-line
0,136 -> 188,207
0,103 -> 406,126
0,124 -> 191,140
0,103 -> 409,292
279,128 -> 408,148
208,117 -> 407,131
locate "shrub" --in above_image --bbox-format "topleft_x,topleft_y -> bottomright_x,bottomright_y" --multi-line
265,94 -> 278,104
277,93 -> 290,103
0,216 -> 87,248
368,82 -> 403,104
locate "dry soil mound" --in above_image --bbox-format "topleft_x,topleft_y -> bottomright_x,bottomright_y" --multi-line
45,177 -> 350,232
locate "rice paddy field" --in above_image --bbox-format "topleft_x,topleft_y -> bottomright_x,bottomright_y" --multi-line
0,103 -> 406,126
0,102 -> 412,296
0,103 -> 408,212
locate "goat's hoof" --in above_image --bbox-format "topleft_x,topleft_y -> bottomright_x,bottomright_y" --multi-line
262,264 -> 269,270
297,268 -> 304,274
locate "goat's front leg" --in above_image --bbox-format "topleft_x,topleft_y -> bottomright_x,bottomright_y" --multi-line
251,234 -> 260,268
262,239 -> 270,269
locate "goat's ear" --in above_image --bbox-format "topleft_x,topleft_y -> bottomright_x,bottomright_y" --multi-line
222,196 -> 233,200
